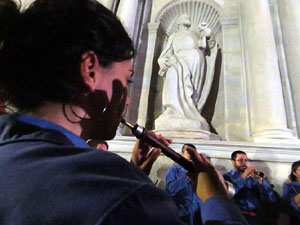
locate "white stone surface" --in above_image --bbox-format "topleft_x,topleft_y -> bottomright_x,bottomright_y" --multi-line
216,16 -> 251,141
239,0 -> 298,142
152,0 -> 223,23
152,0 -> 173,22
269,1 -> 298,137
155,14 -> 216,134
98,0 -> 115,11
277,0 -> 300,138
153,128 -> 220,140
116,0 -> 139,38
20,0 -> 35,10
144,1 -> 223,139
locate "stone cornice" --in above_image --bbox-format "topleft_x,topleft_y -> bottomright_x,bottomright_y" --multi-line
108,136 -> 300,162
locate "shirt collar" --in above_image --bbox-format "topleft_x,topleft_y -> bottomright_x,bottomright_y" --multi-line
291,181 -> 300,186
16,114 -> 89,148
229,169 -> 239,176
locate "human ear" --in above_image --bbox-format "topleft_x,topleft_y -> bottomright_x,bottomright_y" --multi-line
231,160 -> 235,166
80,51 -> 99,92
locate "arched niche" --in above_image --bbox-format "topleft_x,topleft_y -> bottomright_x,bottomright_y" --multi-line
147,0 -> 223,131
155,0 -> 222,37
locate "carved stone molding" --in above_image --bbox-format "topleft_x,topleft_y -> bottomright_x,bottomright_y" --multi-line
269,0 -> 278,4
220,17 -> 239,26
108,136 -> 300,162
154,0 -> 222,36
147,23 -> 160,33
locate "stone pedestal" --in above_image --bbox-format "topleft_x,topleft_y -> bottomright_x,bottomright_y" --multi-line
154,129 -> 220,140
155,114 -> 219,139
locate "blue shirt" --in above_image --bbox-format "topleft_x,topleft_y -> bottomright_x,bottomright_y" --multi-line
0,113 -> 249,225
223,170 -> 278,212
166,165 -> 202,225
16,114 -> 89,148
282,182 -> 300,218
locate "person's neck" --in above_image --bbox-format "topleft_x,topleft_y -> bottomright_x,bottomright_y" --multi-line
27,102 -> 85,136
234,168 -> 242,175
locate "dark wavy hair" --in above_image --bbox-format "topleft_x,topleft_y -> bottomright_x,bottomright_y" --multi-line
0,0 -> 134,110
181,143 -> 196,153
289,160 -> 300,182
231,150 -> 246,161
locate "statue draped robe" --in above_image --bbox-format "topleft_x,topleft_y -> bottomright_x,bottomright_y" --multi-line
157,30 -> 212,130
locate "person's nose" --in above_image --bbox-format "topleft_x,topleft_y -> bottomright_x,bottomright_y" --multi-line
241,160 -> 247,166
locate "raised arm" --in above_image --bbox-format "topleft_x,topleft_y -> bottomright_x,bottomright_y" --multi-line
187,149 -> 249,225
130,131 -> 171,176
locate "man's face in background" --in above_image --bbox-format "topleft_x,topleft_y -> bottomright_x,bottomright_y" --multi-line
232,153 -> 248,174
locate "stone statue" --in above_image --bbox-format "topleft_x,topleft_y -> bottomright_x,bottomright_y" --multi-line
155,14 -> 217,138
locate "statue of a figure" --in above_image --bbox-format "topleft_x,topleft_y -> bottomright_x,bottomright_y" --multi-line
155,14 -> 217,135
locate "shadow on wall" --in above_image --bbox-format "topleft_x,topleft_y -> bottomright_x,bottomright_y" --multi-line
202,48 -> 222,134
213,158 -> 232,175
145,38 -> 165,130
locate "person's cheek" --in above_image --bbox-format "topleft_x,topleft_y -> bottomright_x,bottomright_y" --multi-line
106,82 -> 113,102
125,96 -> 130,106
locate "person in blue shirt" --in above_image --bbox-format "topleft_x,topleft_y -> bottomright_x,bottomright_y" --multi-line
166,144 -> 202,225
282,160 -> 300,225
223,151 -> 278,225
0,0 -> 249,224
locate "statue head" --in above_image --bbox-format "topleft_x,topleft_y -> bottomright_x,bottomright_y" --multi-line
199,22 -> 208,28
198,22 -> 211,37
177,14 -> 191,27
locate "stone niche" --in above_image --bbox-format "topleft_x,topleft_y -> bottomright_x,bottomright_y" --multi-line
138,0 -> 225,140
110,0 -> 300,194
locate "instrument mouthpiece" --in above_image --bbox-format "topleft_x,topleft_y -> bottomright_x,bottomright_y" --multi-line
120,118 -> 134,129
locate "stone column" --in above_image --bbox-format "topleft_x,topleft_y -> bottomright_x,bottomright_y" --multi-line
277,0 -> 300,137
239,0 -> 297,142
116,0 -> 139,38
219,17 -> 251,142
137,23 -> 160,126
21,0 -> 34,10
98,0 -> 115,11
